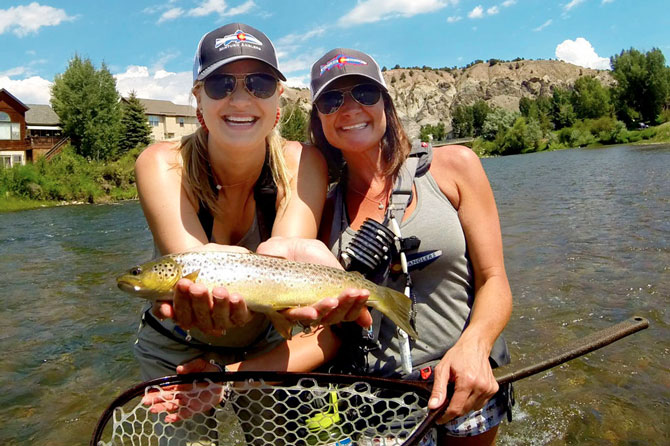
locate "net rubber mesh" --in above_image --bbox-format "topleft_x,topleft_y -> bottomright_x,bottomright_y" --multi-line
96,377 -> 431,446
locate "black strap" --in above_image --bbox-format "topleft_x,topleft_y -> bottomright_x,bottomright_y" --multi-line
142,309 -> 265,355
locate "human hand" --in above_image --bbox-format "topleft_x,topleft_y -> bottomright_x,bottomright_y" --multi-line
257,237 -> 373,328
428,338 -> 498,423
152,278 -> 253,335
141,358 -> 224,423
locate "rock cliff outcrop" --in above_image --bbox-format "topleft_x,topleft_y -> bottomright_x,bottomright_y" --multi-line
282,59 -> 614,139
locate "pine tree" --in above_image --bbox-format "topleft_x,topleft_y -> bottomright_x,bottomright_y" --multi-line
120,92 -> 152,153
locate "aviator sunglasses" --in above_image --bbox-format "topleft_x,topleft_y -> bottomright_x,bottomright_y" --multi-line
204,72 -> 278,100
315,83 -> 383,115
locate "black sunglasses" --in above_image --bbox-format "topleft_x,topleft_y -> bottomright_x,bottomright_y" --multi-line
203,73 -> 278,100
315,83 -> 383,115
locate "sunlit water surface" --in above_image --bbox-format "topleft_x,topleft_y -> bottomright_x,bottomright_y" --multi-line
0,144 -> 668,445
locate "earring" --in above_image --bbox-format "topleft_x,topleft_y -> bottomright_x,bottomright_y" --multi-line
196,109 -> 208,133
274,107 -> 281,128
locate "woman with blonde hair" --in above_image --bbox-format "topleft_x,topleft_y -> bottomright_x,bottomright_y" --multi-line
133,23 -> 352,381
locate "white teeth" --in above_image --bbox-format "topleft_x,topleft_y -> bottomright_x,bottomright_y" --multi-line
342,123 -> 368,130
225,116 -> 256,123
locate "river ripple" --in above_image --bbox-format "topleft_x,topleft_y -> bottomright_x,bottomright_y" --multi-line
0,144 -> 668,445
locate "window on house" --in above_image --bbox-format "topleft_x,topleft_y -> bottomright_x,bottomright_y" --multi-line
148,116 -> 160,127
178,117 -> 185,127
0,112 -> 21,140
0,153 -> 23,168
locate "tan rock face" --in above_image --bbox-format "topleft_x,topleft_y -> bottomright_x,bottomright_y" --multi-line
281,59 -> 614,139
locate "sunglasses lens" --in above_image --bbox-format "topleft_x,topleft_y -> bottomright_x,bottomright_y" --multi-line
204,74 -> 236,100
245,73 -> 277,99
316,91 -> 344,114
352,84 -> 381,106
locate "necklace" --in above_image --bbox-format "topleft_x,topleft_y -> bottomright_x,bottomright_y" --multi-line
348,183 -> 390,210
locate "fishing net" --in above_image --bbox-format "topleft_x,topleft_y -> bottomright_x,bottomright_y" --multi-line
93,373 -> 435,446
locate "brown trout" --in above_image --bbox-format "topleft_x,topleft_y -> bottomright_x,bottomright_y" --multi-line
117,251 -> 418,340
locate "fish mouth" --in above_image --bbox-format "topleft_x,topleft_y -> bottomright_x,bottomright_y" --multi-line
117,278 -> 144,294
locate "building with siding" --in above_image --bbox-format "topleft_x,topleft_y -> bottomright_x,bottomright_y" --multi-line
129,98 -> 198,142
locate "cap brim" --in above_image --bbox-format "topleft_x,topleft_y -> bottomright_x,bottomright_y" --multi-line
196,56 -> 287,82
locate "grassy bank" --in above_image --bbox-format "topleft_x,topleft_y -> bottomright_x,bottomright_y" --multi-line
0,145 -> 140,213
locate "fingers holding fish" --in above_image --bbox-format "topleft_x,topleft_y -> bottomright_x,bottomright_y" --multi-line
320,288 -> 372,327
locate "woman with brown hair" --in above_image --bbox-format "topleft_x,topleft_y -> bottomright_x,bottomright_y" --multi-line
308,48 -> 514,445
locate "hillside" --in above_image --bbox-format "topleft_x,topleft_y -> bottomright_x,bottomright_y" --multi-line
282,59 -> 614,138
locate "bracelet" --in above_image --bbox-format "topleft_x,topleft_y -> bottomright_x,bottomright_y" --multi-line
208,359 -> 229,372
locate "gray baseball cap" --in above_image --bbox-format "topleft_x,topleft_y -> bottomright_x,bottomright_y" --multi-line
310,48 -> 387,102
193,23 -> 286,83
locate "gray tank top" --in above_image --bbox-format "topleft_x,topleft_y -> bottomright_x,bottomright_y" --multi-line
329,172 -> 509,376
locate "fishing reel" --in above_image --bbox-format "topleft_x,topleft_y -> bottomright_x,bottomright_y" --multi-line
341,218 -> 396,282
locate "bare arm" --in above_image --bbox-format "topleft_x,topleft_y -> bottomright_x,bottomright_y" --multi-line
426,145 -> 513,421
135,142 -> 212,254
271,141 -> 328,238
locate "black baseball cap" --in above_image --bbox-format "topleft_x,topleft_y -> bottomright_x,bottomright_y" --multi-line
310,48 -> 387,102
193,23 -> 286,83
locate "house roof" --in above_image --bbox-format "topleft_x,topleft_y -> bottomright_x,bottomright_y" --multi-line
131,98 -> 196,117
25,104 -> 60,125
0,88 -> 29,112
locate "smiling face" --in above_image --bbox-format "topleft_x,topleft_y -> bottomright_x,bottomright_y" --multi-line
194,59 -> 280,152
317,76 -> 387,156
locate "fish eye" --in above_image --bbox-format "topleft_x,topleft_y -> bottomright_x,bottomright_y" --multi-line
130,267 -> 142,276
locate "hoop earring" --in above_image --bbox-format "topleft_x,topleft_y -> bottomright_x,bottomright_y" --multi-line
274,107 -> 281,128
196,109 -> 208,133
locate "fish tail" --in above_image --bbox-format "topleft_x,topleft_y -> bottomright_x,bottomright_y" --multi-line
371,286 -> 419,340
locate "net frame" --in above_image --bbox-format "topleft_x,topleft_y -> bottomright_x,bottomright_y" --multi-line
91,372 -> 442,446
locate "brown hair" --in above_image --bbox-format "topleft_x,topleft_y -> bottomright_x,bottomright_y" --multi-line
309,91 -> 411,183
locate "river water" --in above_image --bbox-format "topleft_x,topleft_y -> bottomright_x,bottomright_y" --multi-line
0,144 -> 668,445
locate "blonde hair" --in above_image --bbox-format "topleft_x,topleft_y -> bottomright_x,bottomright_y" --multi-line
181,84 -> 291,217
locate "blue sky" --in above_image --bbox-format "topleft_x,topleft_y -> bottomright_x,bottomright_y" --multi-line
1,0 -> 668,105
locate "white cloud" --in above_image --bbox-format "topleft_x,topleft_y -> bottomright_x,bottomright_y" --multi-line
187,0 -> 255,18
0,2 -> 75,37
468,6 -> 484,19
564,0 -> 586,11
158,8 -> 184,23
284,75 -> 309,89
487,6 -> 499,15
156,0 -> 255,22
338,0 -> 454,26
555,37 -> 611,70
0,75 -> 52,104
447,16 -> 462,23
502,0 -> 516,6
114,66 -> 194,105
533,19 -> 552,32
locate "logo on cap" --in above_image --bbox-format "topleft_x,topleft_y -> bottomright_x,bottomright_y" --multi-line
215,30 -> 263,50
320,55 -> 368,76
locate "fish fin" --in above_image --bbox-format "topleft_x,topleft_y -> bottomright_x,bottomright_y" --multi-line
267,311 -> 294,340
370,286 -> 419,340
183,269 -> 200,282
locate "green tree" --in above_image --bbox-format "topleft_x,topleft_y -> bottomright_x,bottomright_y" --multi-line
551,87 -> 576,129
279,104 -> 308,142
119,92 -> 152,153
611,48 -> 670,125
51,55 -> 122,160
471,100 -> 490,136
451,105 -> 474,138
481,107 -> 519,140
571,76 -> 611,120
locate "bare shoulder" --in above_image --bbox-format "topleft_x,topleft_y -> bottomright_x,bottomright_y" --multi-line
431,144 -> 482,177
282,140 -> 326,172
135,141 -> 182,171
